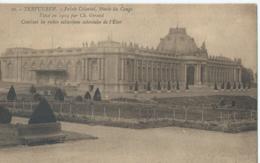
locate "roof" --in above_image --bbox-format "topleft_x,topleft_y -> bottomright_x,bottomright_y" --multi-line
157,27 -> 200,55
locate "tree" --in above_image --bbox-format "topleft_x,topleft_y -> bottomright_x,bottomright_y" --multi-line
167,81 -> 171,90
29,98 -> 57,124
233,82 -> 236,89
214,82 -> 218,90
231,100 -> 236,107
75,96 -> 83,102
176,81 -> 180,90
147,81 -> 151,91
7,85 -> 17,101
33,93 -> 42,102
29,85 -> 37,95
54,88 -> 64,101
84,91 -> 91,100
134,81 -> 138,91
185,82 -> 189,90
241,66 -> 254,85
158,81 -> 161,90
93,88 -> 101,101
226,81 -> 231,90
221,82 -> 225,89
242,82 -> 246,89
248,82 -> 251,89
0,106 -> 12,124
238,82 -> 241,89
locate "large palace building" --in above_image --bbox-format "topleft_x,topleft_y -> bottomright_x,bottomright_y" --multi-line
0,27 -> 242,93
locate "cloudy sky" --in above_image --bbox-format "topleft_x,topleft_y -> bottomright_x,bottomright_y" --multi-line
0,4 -> 257,72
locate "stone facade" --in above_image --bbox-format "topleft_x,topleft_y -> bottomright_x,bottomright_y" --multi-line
0,27 -> 242,93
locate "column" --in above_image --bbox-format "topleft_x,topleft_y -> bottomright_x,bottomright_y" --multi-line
101,58 -> 104,80
233,68 -> 236,82
197,64 -> 201,84
120,58 -> 124,81
86,59 -> 89,81
238,68 -> 242,82
146,61 -> 149,82
184,64 -> 187,83
133,59 -> 136,82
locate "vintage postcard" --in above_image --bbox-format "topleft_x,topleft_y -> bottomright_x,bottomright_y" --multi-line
0,4 -> 257,163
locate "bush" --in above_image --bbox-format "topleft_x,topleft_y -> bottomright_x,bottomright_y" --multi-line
219,99 -> 225,106
93,88 -> 101,101
84,91 -> 91,100
28,98 -> 57,124
231,100 -> 236,107
134,81 -> 138,91
33,93 -> 42,102
242,82 -> 246,89
75,96 -> 83,102
7,85 -> 17,101
176,81 -> 180,90
157,81 -> 161,90
29,85 -> 37,94
185,82 -> 189,90
147,81 -> 151,91
238,82 -> 241,89
221,82 -> 225,89
54,88 -> 64,101
43,90 -> 48,96
248,82 -> 251,89
214,82 -> 218,90
233,82 -> 236,89
226,81 -> 231,89
167,81 -> 171,90
0,106 -> 12,124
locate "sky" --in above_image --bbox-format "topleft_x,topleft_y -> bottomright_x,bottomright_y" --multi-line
0,4 -> 257,72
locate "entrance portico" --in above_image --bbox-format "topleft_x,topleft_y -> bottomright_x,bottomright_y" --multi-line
32,69 -> 66,85
185,63 -> 205,86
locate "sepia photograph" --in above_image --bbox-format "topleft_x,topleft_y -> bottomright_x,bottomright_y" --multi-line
0,3 -> 257,163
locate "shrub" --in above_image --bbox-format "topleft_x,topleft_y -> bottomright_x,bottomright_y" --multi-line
7,85 -> 17,101
176,81 -> 180,90
167,81 -> 171,90
221,82 -> 225,89
62,89 -> 67,96
242,82 -> 246,89
29,85 -> 37,94
93,88 -> 101,101
157,81 -> 161,90
28,98 -> 57,124
43,90 -> 48,96
84,91 -> 91,100
54,88 -> 64,101
238,82 -> 241,89
248,82 -> 251,89
231,100 -> 236,107
226,81 -> 231,89
134,81 -> 138,91
214,82 -> 218,90
33,93 -> 42,102
219,99 -> 225,106
147,81 -> 151,91
186,82 -> 189,90
0,106 -> 12,124
233,82 -> 236,89
75,96 -> 83,102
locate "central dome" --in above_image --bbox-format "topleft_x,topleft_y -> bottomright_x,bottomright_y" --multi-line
157,27 -> 199,55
